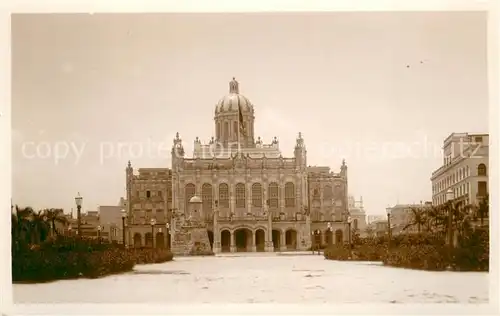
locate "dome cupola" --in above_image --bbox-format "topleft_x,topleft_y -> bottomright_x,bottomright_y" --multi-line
215,77 -> 254,114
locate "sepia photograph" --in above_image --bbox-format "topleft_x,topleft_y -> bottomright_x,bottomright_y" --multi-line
5,3 -> 497,313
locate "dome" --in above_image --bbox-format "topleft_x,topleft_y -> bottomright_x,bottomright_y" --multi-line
189,196 -> 202,204
215,78 -> 254,114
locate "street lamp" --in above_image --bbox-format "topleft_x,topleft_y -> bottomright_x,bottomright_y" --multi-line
311,229 -> 321,255
347,216 -> 353,259
446,188 -> 455,254
75,192 -> 83,237
327,222 -> 333,246
166,222 -> 170,250
386,207 -> 392,250
121,209 -> 127,247
150,218 -> 156,248
97,225 -> 101,241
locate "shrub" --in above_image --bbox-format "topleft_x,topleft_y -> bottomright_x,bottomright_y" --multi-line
129,248 -> 174,264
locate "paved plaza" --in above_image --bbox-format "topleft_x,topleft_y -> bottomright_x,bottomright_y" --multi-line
14,253 -> 488,304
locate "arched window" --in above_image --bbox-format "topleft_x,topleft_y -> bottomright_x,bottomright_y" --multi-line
224,122 -> 229,139
202,183 -> 213,215
251,183 -> 263,207
268,182 -> 279,208
235,183 -> 246,208
219,183 -> 229,208
184,183 -> 195,212
285,182 -> 295,207
478,163 -> 487,176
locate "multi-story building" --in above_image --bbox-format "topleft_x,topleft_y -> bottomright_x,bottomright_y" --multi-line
124,78 -> 350,252
98,202 -> 127,244
431,133 -> 489,206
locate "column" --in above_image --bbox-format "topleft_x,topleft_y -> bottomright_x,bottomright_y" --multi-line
265,203 -> 274,252
213,209 -> 221,253
230,231 -> 236,253
280,230 -> 287,252
246,181 -> 252,216
319,186 -> 324,220
279,182 -> 285,219
251,230 -> 257,252
230,188 -> 235,217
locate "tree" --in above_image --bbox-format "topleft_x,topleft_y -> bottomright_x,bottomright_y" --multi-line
403,206 -> 427,233
43,208 -> 67,236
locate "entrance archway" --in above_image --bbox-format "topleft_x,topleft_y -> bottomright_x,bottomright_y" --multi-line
255,229 -> 265,252
156,232 -> 165,248
335,229 -> 343,245
285,229 -> 297,250
133,233 -> 142,248
235,228 -> 251,252
325,230 -> 333,246
272,230 -> 281,250
221,230 -> 231,252
207,230 -> 214,249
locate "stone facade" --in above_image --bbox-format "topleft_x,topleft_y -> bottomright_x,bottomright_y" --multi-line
124,78 -> 350,252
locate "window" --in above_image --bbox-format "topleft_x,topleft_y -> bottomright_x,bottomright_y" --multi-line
477,163 -> 487,176
285,182 -> 295,207
235,183 -> 246,208
146,209 -> 152,219
202,183 -> 213,212
167,186 -> 172,202
478,181 -> 487,197
268,182 -> 279,208
224,122 -> 229,139
251,183 -> 263,207
158,190 -> 162,197
475,136 -> 483,143
146,191 -> 151,198
219,183 -> 229,208
233,121 -> 238,136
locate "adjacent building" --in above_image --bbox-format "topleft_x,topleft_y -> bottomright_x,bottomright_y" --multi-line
431,133 -> 489,206
385,202 -> 432,235
348,196 -> 367,235
124,78 -> 351,252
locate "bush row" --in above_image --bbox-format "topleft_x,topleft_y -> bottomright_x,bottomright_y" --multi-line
12,236 -> 174,283
324,229 -> 489,272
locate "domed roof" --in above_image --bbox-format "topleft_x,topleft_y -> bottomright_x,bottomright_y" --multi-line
189,196 -> 202,203
215,78 -> 254,114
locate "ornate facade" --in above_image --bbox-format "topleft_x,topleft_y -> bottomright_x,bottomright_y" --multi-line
125,78 -> 350,252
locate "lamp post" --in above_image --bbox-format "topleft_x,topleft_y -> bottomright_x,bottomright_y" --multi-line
121,209 -> 127,247
166,223 -> 170,250
386,207 -> 392,250
97,225 -> 102,243
446,188 -> 455,259
150,218 -> 156,248
75,192 -> 83,237
327,222 -> 333,247
347,216 -> 353,259
311,229 -> 321,255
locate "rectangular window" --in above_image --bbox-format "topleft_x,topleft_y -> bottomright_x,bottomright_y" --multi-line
478,181 -> 487,197
146,190 -> 151,198
158,190 -> 162,197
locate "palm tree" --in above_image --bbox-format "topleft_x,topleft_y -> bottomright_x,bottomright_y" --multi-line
403,206 -> 427,233
43,208 -> 67,236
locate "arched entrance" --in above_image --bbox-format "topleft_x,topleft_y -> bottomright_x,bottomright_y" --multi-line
285,229 -> 297,250
235,228 -> 251,252
325,230 -> 333,246
156,232 -> 165,248
133,233 -> 142,248
145,232 -> 153,248
207,230 -> 214,249
255,229 -> 265,252
221,230 -> 231,252
335,229 -> 343,245
272,230 -> 281,251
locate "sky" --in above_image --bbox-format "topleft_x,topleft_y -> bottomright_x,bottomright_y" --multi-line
11,12 -> 488,216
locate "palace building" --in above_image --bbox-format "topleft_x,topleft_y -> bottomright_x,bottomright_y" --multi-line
124,78 -> 350,252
